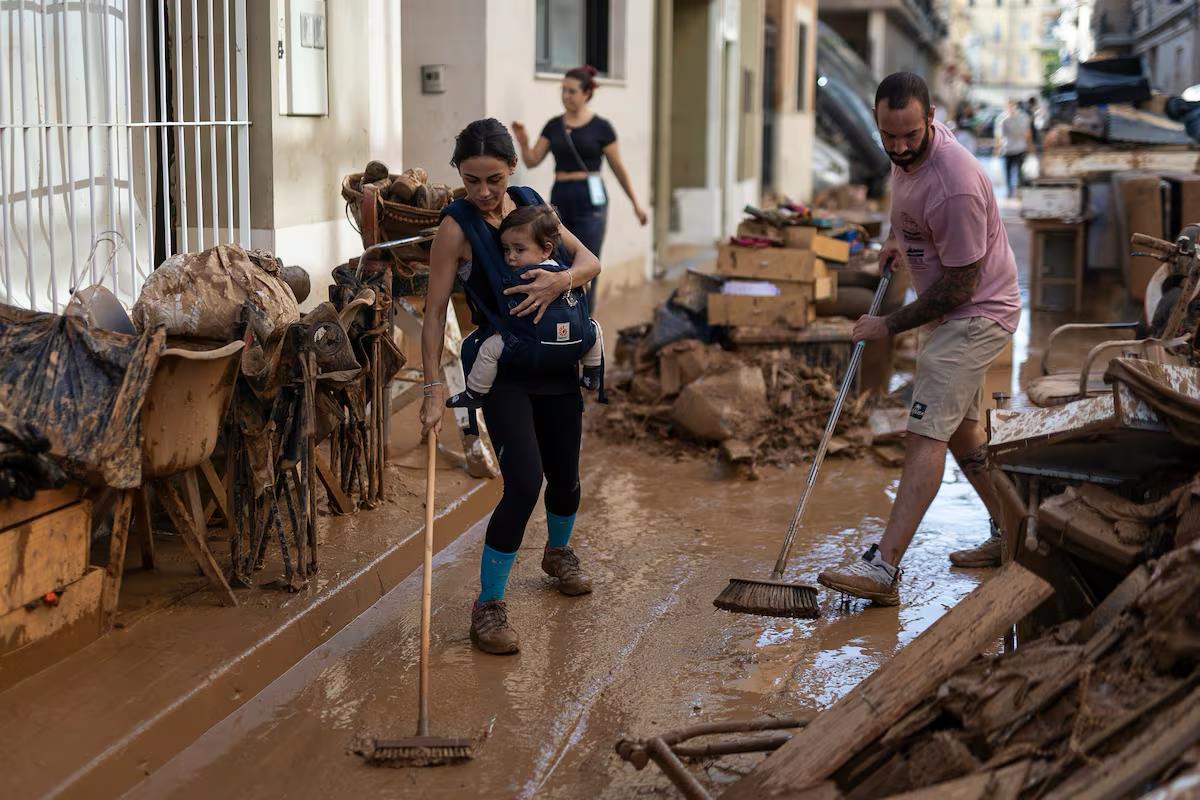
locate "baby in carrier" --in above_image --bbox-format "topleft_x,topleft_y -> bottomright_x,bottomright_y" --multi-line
447,204 -> 604,409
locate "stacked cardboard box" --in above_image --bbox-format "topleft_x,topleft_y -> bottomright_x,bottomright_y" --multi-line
707,221 -> 846,330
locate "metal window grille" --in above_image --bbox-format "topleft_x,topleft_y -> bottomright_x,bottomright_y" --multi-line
0,0 -> 250,314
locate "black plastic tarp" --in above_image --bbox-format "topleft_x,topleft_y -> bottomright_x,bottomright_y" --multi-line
0,304 -> 165,488
1075,57 -> 1151,107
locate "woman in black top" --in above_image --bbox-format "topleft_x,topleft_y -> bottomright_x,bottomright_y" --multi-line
420,119 -> 602,656
511,65 -> 646,309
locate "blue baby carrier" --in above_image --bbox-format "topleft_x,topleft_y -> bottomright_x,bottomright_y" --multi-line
442,187 -> 606,432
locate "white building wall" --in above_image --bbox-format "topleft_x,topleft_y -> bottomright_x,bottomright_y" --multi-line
486,0 -> 655,294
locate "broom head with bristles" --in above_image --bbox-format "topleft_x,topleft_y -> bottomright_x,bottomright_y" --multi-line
354,735 -> 474,768
713,577 -> 820,618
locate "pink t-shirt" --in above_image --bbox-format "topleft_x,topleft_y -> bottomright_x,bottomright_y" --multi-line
889,120 -> 1021,333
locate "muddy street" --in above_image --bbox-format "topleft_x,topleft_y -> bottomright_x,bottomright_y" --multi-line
129,437 -> 988,799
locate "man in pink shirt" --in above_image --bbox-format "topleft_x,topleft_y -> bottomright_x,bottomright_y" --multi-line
818,72 -> 1021,606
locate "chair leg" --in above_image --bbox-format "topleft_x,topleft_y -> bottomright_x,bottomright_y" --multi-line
157,475 -> 238,607
133,488 -> 155,570
200,458 -> 230,529
101,490 -> 134,632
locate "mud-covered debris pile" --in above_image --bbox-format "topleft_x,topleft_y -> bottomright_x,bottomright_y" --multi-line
831,539 -> 1200,797
592,325 -> 883,472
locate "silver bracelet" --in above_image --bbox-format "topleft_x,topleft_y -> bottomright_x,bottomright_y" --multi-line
422,381 -> 443,397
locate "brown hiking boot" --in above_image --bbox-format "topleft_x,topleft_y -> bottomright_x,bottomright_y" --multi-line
949,537 -> 1002,568
541,546 -> 593,596
470,600 -> 519,655
949,522 -> 1004,568
817,545 -> 901,606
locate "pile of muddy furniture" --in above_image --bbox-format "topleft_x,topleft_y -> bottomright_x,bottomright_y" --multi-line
613,232 -> 1200,799
0,241 -> 410,672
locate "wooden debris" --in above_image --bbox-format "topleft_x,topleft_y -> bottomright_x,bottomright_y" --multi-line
868,408 -> 908,444
722,563 -> 1053,797
872,444 -> 906,468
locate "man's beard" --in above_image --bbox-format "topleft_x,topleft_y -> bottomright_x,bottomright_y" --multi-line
887,123 -> 932,167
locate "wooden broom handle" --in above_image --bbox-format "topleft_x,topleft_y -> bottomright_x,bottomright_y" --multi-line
417,431 -> 436,737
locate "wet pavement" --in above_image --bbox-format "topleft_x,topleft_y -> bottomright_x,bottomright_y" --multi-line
121,196 -> 1124,799
128,438 -> 993,799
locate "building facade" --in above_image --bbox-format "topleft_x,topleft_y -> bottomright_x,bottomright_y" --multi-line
817,0 -> 946,83
3,0 -> 815,311
951,0 -> 1061,108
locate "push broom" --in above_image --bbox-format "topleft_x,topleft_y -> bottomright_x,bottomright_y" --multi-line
714,259 -> 894,618
356,431 -> 474,767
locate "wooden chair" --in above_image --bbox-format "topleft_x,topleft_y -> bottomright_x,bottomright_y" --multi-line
115,342 -> 245,617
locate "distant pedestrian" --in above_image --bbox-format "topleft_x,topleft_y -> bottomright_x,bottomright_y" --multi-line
994,99 -> 1032,198
511,65 -> 648,310
817,72 -> 1020,606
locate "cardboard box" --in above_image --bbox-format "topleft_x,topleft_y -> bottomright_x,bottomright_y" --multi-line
775,272 -> 837,302
813,235 -> 851,263
783,225 -> 817,249
707,293 -> 813,328
1022,179 -> 1085,219
716,244 -> 824,281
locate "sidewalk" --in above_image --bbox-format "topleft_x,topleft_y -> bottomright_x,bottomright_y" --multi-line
0,413 -> 499,800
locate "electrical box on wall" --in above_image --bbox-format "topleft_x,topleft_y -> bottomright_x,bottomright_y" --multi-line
421,65 -> 446,95
278,0 -> 328,116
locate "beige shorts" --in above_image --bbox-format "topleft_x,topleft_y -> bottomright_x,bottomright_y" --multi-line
908,317 -> 1012,442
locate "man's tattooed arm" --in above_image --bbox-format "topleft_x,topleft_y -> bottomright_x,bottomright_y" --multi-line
884,262 -> 981,335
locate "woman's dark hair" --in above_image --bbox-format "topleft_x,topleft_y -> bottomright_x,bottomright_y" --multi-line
565,65 -> 599,99
450,118 -> 518,168
875,72 -> 930,117
499,204 -> 562,251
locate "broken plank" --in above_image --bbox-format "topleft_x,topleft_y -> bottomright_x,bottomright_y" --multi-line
315,453 -> 355,515
886,762 -> 1030,800
720,563 -> 1053,798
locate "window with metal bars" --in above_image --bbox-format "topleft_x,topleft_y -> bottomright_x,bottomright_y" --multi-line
0,0 -> 251,313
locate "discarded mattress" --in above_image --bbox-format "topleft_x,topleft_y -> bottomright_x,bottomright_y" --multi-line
132,244 -> 299,341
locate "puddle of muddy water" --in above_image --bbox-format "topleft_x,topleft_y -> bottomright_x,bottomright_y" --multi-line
130,429 -> 992,800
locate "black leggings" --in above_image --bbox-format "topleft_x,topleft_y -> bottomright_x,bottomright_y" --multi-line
481,382 -> 583,553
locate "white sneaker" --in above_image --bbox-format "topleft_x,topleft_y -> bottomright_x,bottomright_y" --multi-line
817,544 -> 901,606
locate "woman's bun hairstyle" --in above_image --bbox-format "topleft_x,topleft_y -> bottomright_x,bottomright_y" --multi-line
565,65 -> 599,98
450,118 -> 518,168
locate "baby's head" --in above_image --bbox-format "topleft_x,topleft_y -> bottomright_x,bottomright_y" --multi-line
499,204 -> 561,269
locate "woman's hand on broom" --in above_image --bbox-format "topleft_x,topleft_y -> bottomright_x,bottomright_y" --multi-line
420,383 -> 447,437
505,269 -> 571,323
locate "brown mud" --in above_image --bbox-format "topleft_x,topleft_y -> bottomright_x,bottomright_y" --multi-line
128,436 -> 992,799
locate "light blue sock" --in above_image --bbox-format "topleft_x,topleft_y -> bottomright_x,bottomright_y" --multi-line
546,511 -> 576,549
478,544 -> 517,603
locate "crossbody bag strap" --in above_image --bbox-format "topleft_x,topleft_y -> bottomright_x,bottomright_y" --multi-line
562,121 -> 592,174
